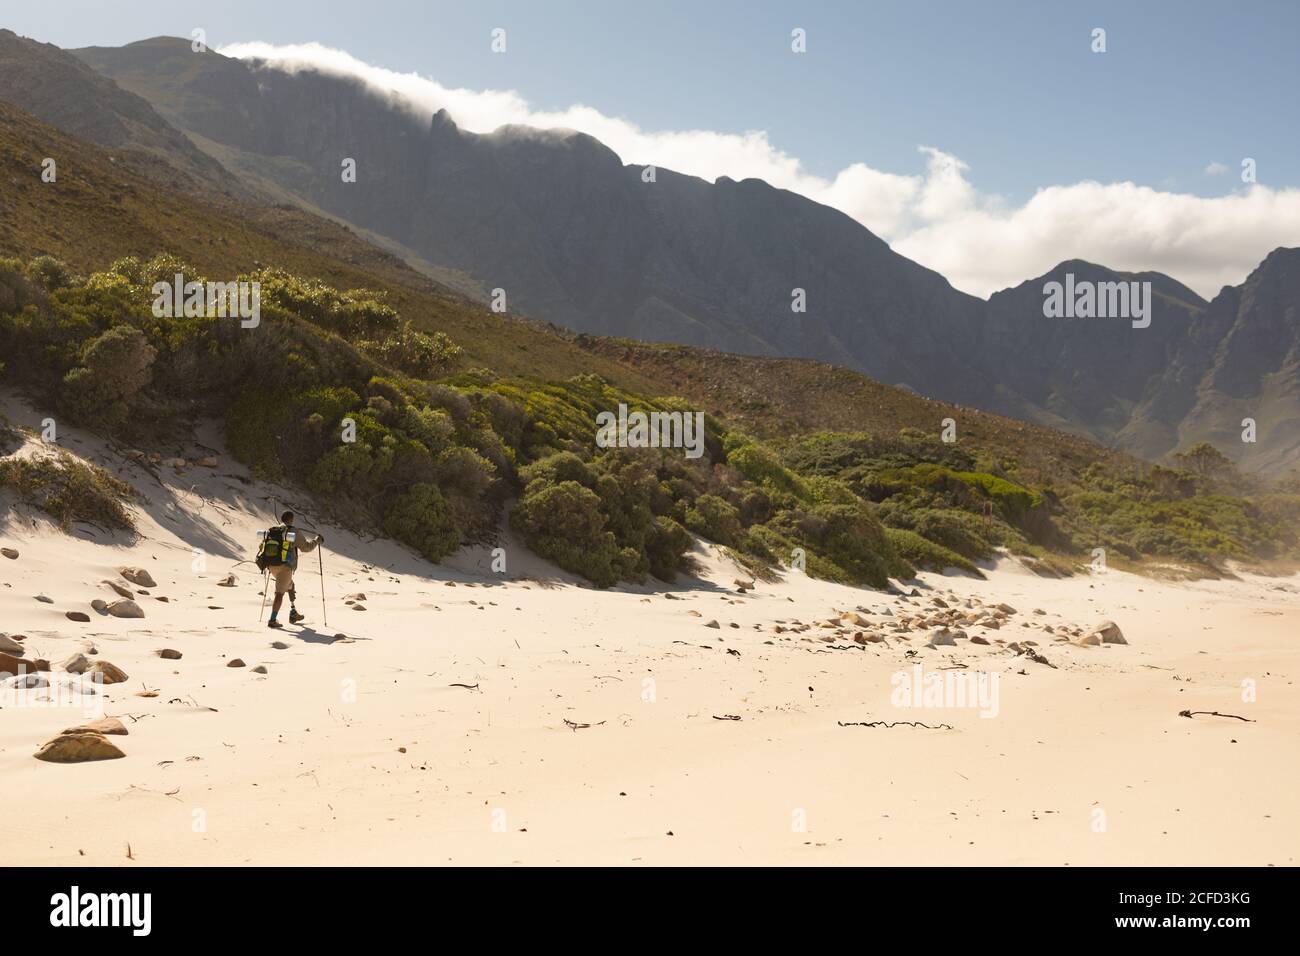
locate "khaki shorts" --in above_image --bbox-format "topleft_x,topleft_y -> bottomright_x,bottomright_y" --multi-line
271,565 -> 297,595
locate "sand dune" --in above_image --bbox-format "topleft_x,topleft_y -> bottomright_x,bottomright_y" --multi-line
2,399 -> 1297,866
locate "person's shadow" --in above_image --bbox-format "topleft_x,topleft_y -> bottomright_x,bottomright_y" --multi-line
292,625 -> 364,645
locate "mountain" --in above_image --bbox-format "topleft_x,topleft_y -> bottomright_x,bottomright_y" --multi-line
42,36 -> 1300,475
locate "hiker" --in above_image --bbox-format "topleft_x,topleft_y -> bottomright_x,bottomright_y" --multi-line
256,510 -> 324,629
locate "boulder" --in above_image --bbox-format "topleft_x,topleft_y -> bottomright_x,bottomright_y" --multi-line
0,651 -> 34,676
157,648 -> 182,660
102,580 -> 134,599
1077,633 -> 1102,647
34,595 -> 53,604
704,620 -> 720,629
970,635 -> 990,645
66,611 -> 91,623
227,658 -> 246,668
1090,620 -> 1128,645
62,652 -> 90,674
34,731 -> 125,763
91,598 -> 108,614
63,717 -> 127,736
119,567 -> 157,588
5,673 -> 46,689
107,599 -> 145,619
0,634 -> 24,654
927,628 -> 956,647
84,661 -> 129,684
1,547 -> 18,559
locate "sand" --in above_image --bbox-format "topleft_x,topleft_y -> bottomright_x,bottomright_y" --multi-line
2,394 -> 1297,866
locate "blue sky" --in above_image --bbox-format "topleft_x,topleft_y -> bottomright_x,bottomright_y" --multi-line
9,0 -> 1299,295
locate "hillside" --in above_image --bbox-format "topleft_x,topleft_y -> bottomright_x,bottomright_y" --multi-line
70,35 -> 1300,474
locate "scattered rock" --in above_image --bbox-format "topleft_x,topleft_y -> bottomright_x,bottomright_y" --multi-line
217,574 -> 237,587
251,665 -> 268,675
61,653 -> 90,674
1,547 -> 18,559
704,620 -> 720,629
119,567 -> 157,588
197,456 -> 219,468
1077,633 -> 1102,647
5,673 -> 46,689
157,648 -> 182,660
64,717 -> 127,736
35,595 -> 53,604
927,628 -> 956,647
0,634 -> 23,654
227,658 -> 245,668
270,641 -> 289,650
107,599 -> 145,619
1089,620 -> 1128,645
734,579 -> 755,591
0,651 -> 35,676
970,635 -> 990,645
84,661 -> 129,684
346,592 -> 367,601
102,580 -> 134,599
66,611 -> 91,623
91,598 -> 109,614
34,731 -> 125,763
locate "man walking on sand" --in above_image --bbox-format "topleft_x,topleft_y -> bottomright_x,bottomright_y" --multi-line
260,510 -> 324,629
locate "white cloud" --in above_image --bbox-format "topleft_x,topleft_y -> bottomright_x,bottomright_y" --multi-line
219,41 -> 1300,300
1204,161 -> 1229,175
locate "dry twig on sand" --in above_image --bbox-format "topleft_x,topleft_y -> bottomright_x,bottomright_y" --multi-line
1178,710 -> 1255,722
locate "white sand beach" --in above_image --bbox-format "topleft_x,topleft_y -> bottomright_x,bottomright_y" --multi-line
2,402 -> 1297,866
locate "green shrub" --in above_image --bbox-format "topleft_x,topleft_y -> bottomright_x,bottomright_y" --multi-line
0,452 -> 134,531
383,483 -> 462,561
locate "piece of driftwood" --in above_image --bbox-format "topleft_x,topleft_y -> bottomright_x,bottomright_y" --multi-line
837,719 -> 954,730
712,714 -> 741,721
448,682 -> 479,690
1178,709 -> 1255,722
563,718 -> 606,731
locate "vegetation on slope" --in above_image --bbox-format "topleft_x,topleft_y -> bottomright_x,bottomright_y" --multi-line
3,254 -> 1296,586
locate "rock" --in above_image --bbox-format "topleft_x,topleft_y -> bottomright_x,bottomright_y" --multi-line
0,634 -> 23,654
351,604 -> 366,611
35,595 -> 53,604
704,620 -> 720,629
34,731 -> 125,763
5,672 -> 46,689
102,580 -> 134,599
1,547 -> 18,559
164,457 -> 187,469
217,574 -> 237,587
107,599 -> 145,619
1090,620 -> 1127,645
270,641 -> 289,650
1077,633 -> 1102,647
687,610 -> 702,617
91,599 -> 108,614
970,635 -> 990,645
227,658 -> 246,668
927,628 -> 956,647
251,665 -> 268,674
996,603 -> 1017,614
346,592 -> 368,602
197,456 -> 218,467
84,661 -> 129,684
64,717 -> 127,736
62,653 -> 90,674
0,651 -> 35,676
66,611 -> 91,623
157,648 -> 182,660
733,579 -> 755,591
119,567 -> 157,588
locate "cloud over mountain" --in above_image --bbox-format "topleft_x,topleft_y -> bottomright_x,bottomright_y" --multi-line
220,40 -> 1300,299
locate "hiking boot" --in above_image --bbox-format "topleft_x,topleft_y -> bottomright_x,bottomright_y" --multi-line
289,609 -> 305,624
268,619 -> 283,629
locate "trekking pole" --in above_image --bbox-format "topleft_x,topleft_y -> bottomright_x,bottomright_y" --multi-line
258,568 -> 270,622
318,546 -> 328,627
